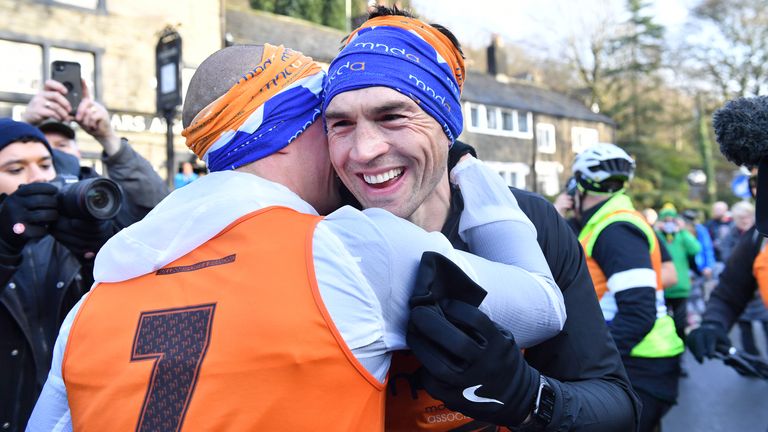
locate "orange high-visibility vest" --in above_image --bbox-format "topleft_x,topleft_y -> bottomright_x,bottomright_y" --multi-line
579,208 -> 663,299
578,197 -> 683,358
63,206 -> 385,431
752,238 -> 768,308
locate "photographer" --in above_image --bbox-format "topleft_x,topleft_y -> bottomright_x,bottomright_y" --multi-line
0,118 -> 116,432
22,79 -> 168,229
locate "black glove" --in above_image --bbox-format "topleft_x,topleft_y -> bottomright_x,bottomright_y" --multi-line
0,183 -> 59,254
687,323 -> 731,363
50,216 -> 116,260
410,251 -> 488,309
448,140 -> 478,172
408,299 -> 541,427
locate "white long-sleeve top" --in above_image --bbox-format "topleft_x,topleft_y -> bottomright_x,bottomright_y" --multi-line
26,158 -> 564,431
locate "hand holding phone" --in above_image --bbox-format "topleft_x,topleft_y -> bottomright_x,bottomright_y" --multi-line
51,61 -> 83,115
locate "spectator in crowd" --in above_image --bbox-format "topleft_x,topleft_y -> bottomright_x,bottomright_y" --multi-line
27,44 -> 565,431
705,201 -> 733,262
21,79 -> 168,228
642,207 -> 658,227
720,201 -> 756,261
682,209 -> 716,281
682,209 -> 716,321
0,118 -> 116,432
173,161 -> 199,188
656,204 -> 702,342
324,7 -> 639,430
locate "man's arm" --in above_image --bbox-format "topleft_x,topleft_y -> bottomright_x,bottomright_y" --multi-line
101,138 -> 169,227
435,185 -> 638,430
689,228 -> 760,362
510,190 -> 640,430
591,223 -> 657,355
451,158 -> 565,335
703,228 -> 761,328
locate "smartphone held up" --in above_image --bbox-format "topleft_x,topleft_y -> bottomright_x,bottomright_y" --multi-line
51,61 -> 83,115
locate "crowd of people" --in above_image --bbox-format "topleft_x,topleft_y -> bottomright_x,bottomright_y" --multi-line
1,5 -> 766,432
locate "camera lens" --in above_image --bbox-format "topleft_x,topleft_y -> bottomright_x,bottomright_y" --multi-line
83,180 -> 121,219
87,187 -> 109,210
53,176 -> 123,220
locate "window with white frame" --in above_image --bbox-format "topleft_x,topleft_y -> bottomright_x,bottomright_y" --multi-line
517,111 -> 529,133
469,105 -> 480,128
0,40 -> 43,95
571,127 -> 599,153
486,107 -> 498,129
501,110 -> 514,131
0,39 -> 98,99
464,102 -> 533,138
536,123 -> 556,154
483,161 -> 530,190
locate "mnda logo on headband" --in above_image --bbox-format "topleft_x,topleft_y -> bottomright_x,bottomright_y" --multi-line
327,61 -> 366,86
409,74 -> 452,112
353,42 -> 420,63
265,59 -> 309,90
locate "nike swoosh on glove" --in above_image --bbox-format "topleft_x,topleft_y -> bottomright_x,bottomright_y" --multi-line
407,253 -> 541,427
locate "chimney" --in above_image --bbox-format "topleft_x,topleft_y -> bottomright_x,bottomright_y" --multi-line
486,34 -> 508,79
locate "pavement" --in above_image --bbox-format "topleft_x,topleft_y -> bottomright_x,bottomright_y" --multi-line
662,325 -> 768,432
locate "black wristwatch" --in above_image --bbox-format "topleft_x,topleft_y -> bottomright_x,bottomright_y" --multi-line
530,375 -> 555,427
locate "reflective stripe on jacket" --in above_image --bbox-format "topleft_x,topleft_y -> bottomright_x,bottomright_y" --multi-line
578,194 -> 684,358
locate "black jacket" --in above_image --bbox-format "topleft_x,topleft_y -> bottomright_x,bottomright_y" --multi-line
443,186 -> 640,431
703,226 -> 763,329
0,236 -> 91,432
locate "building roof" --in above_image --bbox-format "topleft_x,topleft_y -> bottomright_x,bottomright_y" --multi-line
225,5 -> 614,126
463,71 -> 615,125
226,5 -> 346,64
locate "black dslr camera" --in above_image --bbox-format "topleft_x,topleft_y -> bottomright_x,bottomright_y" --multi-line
50,175 -> 123,220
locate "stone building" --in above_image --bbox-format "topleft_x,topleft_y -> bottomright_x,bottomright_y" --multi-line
0,0 -> 223,179
1,1 -> 615,193
461,37 -> 616,196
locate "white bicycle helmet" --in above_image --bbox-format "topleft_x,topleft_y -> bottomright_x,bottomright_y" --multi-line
572,143 -> 635,192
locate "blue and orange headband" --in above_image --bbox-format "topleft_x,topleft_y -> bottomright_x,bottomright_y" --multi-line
323,16 -> 466,143
182,44 -> 325,172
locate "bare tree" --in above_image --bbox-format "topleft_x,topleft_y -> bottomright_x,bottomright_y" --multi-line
560,0 -> 623,111
682,0 -> 768,100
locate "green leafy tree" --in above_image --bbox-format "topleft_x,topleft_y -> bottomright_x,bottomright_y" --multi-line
250,0 -> 348,30
607,0 -> 665,147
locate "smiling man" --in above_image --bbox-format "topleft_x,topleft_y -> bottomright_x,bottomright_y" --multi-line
26,45 -> 565,431
326,87 -> 453,232
324,7 -> 640,431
